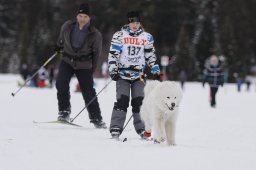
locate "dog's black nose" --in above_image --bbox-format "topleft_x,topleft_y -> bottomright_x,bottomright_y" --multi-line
171,103 -> 175,107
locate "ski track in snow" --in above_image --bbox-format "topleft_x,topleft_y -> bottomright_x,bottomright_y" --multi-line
1,74 -> 256,170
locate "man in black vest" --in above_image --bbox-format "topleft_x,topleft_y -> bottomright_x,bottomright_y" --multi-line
55,3 -> 106,128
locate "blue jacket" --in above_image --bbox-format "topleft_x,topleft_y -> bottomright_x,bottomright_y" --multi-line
204,64 -> 224,87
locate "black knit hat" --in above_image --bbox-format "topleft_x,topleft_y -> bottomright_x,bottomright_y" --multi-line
78,3 -> 90,16
127,11 -> 141,23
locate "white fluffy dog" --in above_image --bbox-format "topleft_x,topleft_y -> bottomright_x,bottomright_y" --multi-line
140,80 -> 183,145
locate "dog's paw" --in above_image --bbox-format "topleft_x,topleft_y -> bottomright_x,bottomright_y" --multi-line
159,137 -> 166,142
167,138 -> 176,146
154,137 -> 166,144
167,142 -> 176,146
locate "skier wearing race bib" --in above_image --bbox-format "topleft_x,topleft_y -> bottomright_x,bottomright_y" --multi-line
108,11 -> 160,139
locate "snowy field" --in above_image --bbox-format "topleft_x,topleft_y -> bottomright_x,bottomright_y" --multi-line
1,74 -> 256,170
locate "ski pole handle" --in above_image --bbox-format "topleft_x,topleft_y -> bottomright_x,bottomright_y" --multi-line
42,52 -> 57,67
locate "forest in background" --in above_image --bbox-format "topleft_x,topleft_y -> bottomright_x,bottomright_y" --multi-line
1,0 -> 256,81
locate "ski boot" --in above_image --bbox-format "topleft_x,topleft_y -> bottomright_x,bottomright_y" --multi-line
110,128 -> 121,139
137,129 -> 151,140
58,110 -> 71,122
90,119 -> 107,129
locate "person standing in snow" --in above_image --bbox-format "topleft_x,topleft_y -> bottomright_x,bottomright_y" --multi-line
204,55 -> 224,108
37,67 -> 49,88
20,64 -> 30,81
178,70 -> 187,90
48,65 -> 55,88
245,75 -> 251,91
54,3 -> 106,128
108,11 -> 160,138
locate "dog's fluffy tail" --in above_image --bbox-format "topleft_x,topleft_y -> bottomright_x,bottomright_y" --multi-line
144,80 -> 160,97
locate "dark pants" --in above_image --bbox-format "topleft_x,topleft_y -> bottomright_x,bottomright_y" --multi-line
210,86 -> 218,107
56,60 -> 102,120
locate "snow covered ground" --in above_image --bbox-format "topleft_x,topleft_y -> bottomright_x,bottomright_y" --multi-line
1,74 -> 256,170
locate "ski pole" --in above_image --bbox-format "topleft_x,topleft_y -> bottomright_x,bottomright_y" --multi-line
71,78 -> 113,122
121,72 -> 145,132
118,114 -> 133,142
122,114 -> 133,131
11,52 -> 57,97
120,75 -> 146,138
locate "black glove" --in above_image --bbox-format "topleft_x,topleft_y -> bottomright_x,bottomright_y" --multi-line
153,74 -> 160,81
110,73 -> 120,81
55,45 -> 63,54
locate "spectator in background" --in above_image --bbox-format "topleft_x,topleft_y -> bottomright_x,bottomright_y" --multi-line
28,64 -> 39,87
37,67 -> 49,88
48,65 -> 55,88
178,70 -> 187,90
236,77 -> 243,92
245,75 -> 251,91
20,64 -> 30,81
204,55 -> 224,108
233,73 -> 242,92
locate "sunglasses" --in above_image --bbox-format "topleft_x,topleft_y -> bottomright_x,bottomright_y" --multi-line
128,17 -> 140,23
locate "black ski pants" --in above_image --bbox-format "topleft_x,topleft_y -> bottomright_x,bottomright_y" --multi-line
56,60 -> 102,120
210,86 -> 219,106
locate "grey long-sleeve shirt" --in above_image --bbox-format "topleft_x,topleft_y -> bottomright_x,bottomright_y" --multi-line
71,22 -> 90,51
